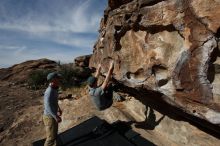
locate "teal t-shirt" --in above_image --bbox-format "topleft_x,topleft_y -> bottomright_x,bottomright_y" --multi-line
89,87 -> 112,110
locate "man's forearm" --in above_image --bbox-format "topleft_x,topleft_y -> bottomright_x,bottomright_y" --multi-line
101,67 -> 113,90
95,64 -> 101,78
95,68 -> 101,78
106,68 -> 113,82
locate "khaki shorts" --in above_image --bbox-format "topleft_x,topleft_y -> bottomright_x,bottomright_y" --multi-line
43,115 -> 58,146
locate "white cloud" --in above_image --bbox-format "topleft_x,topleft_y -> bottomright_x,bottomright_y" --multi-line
69,0 -> 101,33
42,32 -> 95,48
0,45 -> 25,50
0,0 -> 103,49
0,45 -> 81,68
0,0 -> 103,34
0,0 -> 107,68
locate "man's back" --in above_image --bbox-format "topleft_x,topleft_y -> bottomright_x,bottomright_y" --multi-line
44,86 -> 58,119
89,86 -> 112,110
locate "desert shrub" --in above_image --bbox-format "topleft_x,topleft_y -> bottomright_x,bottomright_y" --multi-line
27,63 -> 90,90
28,70 -> 51,90
58,64 -> 81,88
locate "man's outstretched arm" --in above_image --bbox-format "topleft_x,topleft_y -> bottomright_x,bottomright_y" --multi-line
95,64 -> 102,78
101,61 -> 114,90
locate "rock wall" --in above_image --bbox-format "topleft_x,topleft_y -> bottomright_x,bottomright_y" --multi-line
90,0 -> 220,126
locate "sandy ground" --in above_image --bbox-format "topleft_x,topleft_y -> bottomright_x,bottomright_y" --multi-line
0,81 -> 45,146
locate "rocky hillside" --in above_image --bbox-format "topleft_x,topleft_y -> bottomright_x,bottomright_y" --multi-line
90,0 -> 220,128
0,59 -> 58,83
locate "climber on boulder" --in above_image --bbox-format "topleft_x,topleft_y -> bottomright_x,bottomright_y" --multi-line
87,61 -> 122,110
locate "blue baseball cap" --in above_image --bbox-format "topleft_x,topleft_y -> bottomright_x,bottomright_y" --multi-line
87,76 -> 97,86
47,72 -> 62,81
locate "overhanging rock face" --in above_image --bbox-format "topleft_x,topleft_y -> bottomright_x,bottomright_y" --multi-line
90,0 -> 220,125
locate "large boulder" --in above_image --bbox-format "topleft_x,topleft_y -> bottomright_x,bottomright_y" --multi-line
90,0 -> 220,126
74,55 -> 92,67
73,55 -> 92,79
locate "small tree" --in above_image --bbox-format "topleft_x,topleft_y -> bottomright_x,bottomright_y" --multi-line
58,64 -> 80,88
28,70 -> 51,90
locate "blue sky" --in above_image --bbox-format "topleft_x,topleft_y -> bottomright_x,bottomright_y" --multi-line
0,0 -> 107,68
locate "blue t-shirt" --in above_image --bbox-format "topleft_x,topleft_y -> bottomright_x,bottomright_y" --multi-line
89,87 -> 112,110
43,85 -> 58,120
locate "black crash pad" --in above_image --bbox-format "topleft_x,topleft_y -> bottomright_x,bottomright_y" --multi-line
33,116 -> 155,146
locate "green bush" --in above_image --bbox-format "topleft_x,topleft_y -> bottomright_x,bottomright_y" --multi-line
58,64 -> 81,88
27,63 -> 90,90
28,70 -> 51,90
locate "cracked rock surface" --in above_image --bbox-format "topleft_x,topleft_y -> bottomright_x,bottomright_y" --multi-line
90,0 -> 220,126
